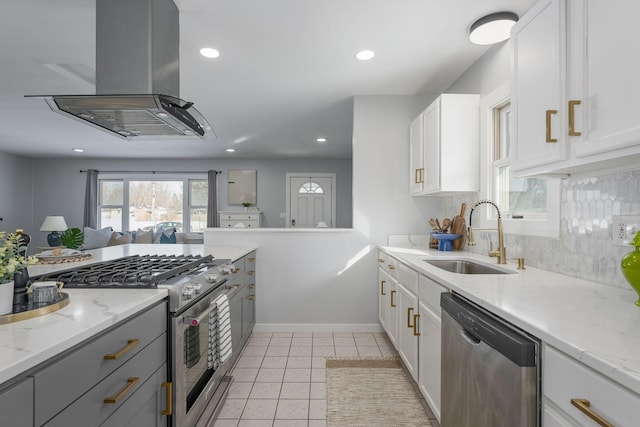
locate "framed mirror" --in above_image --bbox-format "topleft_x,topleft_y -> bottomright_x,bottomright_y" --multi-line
228,169 -> 257,205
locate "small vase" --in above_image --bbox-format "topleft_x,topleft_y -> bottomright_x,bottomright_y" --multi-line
621,232 -> 640,306
0,280 -> 15,315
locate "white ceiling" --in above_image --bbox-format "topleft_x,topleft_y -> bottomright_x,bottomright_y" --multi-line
0,0 -> 535,160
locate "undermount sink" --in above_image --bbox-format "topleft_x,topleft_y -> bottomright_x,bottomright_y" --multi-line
423,259 -> 515,275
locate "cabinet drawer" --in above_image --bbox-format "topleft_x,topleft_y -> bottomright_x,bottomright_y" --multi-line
0,377 -> 33,427
398,263 -> 418,295
34,302 -> 167,426
43,334 -> 166,427
543,345 -> 640,427
221,213 -> 259,220
418,274 -> 448,314
245,252 -> 256,285
377,252 -> 398,279
220,220 -> 260,228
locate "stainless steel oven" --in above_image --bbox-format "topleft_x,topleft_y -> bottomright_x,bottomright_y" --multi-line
171,281 -> 238,427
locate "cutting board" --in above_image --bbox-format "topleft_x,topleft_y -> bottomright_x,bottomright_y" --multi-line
451,203 -> 467,250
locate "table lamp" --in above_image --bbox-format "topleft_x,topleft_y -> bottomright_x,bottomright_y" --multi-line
40,216 -> 68,246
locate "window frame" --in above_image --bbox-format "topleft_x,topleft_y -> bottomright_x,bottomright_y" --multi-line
477,83 -> 560,238
97,173 -> 208,233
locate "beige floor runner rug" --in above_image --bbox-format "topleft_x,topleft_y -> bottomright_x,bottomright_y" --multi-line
326,357 -> 433,427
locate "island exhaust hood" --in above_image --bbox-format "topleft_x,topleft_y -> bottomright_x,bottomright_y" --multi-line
31,0 -> 213,139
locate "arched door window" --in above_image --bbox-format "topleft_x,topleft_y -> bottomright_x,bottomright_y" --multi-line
298,181 -> 324,194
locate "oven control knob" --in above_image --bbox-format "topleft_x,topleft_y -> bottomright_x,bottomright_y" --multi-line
182,285 -> 195,299
206,274 -> 220,283
193,283 -> 202,294
185,317 -> 199,326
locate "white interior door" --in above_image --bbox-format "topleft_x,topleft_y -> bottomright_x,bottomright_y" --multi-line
286,173 -> 335,228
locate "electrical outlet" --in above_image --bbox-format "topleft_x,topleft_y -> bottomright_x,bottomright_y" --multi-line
612,215 -> 640,246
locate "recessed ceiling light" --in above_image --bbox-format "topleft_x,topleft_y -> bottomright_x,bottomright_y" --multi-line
355,50 -> 375,61
226,148 -> 235,153
469,12 -> 519,45
316,137 -> 327,143
72,148 -> 84,153
200,48 -> 220,58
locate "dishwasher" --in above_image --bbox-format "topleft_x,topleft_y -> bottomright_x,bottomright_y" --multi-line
440,292 -> 540,427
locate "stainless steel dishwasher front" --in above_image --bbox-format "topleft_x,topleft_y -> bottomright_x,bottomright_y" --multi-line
440,292 -> 540,427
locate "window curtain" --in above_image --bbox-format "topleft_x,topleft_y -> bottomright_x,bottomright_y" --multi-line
83,169 -> 98,229
206,170 -> 219,227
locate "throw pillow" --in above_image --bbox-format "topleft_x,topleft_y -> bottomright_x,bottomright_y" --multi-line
81,226 -> 113,250
153,227 -> 175,243
134,229 -> 153,244
107,231 -> 131,246
160,231 -> 177,244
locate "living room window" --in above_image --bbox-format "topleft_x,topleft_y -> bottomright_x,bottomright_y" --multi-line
98,176 -> 208,233
478,83 -> 560,238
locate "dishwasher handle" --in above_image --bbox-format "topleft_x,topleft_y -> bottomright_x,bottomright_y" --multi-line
460,330 -> 481,346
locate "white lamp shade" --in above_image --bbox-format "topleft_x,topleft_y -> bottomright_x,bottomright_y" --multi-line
469,12 -> 518,45
40,216 -> 68,232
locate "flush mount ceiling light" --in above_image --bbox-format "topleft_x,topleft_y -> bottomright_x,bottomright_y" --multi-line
200,47 -> 220,58
355,50 -> 375,61
469,12 -> 519,45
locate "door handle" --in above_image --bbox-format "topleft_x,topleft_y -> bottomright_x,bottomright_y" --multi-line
390,290 -> 396,307
413,314 -> 420,336
407,307 -> 414,328
568,100 -> 582,136
546,109 -> 558,143
380,280 -> 386,296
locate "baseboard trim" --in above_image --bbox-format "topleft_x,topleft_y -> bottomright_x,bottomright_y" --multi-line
253,323 -> 383,333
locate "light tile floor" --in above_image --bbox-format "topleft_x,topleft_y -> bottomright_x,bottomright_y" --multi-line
213,331 -> 398,427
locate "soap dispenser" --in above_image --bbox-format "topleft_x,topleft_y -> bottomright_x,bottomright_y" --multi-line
621,231 -> 640,306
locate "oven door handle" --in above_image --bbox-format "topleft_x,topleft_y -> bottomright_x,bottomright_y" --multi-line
184,302 -> 217,327
183,288 -> 233,326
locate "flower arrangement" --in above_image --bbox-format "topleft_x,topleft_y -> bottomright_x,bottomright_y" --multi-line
0,231 -> 37,284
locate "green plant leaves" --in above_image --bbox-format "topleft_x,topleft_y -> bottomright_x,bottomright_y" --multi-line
60,228 -> 84,249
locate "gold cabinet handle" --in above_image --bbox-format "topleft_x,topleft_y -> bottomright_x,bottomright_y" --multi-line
420,168 -> 425,183
104,377 -> 139,404
390,290 -> 396,307
232,268 -> 241,274
407,307 -> 414,328
546,109 -> 558,143
415,168 -> 420,184
570,398 -> 614,427
380,280 -> 386,296
247,295 -> 256,301
378,258 -> 385,263
248,284 -> 255,289
247,258 -> 256,262
104,339 -> 140,360
568,100 -> 582,136
161,382 -> 172,415
413,314 -> 420,336
388,265 -> 395,270
247,271 -> 255,276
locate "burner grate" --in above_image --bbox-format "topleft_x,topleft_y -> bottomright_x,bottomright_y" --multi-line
35,254 -> 214,288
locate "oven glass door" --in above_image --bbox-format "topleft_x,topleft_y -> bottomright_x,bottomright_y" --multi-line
184,317 -> 217,411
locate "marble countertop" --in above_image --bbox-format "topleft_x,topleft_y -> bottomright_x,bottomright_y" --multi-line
1,244 -> 257,387
379,246 -> 640,395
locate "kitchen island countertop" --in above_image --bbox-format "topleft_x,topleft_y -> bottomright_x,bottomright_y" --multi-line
0,243 -> 257,387
379,245 -> 640,396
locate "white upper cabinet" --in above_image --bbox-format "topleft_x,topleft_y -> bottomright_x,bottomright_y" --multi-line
511,0 -> 568,173
570,0 -> 640,160
512,0 -> 640,177
409,94 -> 479,195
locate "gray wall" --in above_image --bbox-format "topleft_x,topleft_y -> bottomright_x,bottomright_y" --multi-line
30,157 -> 352,247
0,152 -> 35,236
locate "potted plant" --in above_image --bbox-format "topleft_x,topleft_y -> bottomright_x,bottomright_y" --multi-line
0,232 -> 37,315
60,227 -> 84,250
242,202 -> 251,211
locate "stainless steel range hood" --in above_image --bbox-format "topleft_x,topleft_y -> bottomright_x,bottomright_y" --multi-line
31,0 -> 213,139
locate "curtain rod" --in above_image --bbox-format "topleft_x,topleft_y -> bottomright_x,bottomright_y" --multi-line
80,170 -> 221,174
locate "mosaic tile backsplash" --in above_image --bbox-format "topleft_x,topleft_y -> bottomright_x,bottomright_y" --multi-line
438,169 -> 640,290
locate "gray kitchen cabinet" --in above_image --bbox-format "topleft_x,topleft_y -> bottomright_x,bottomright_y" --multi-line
242,252 -> 256,339
0,377 -> 33,427
31,301 -> 169,427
